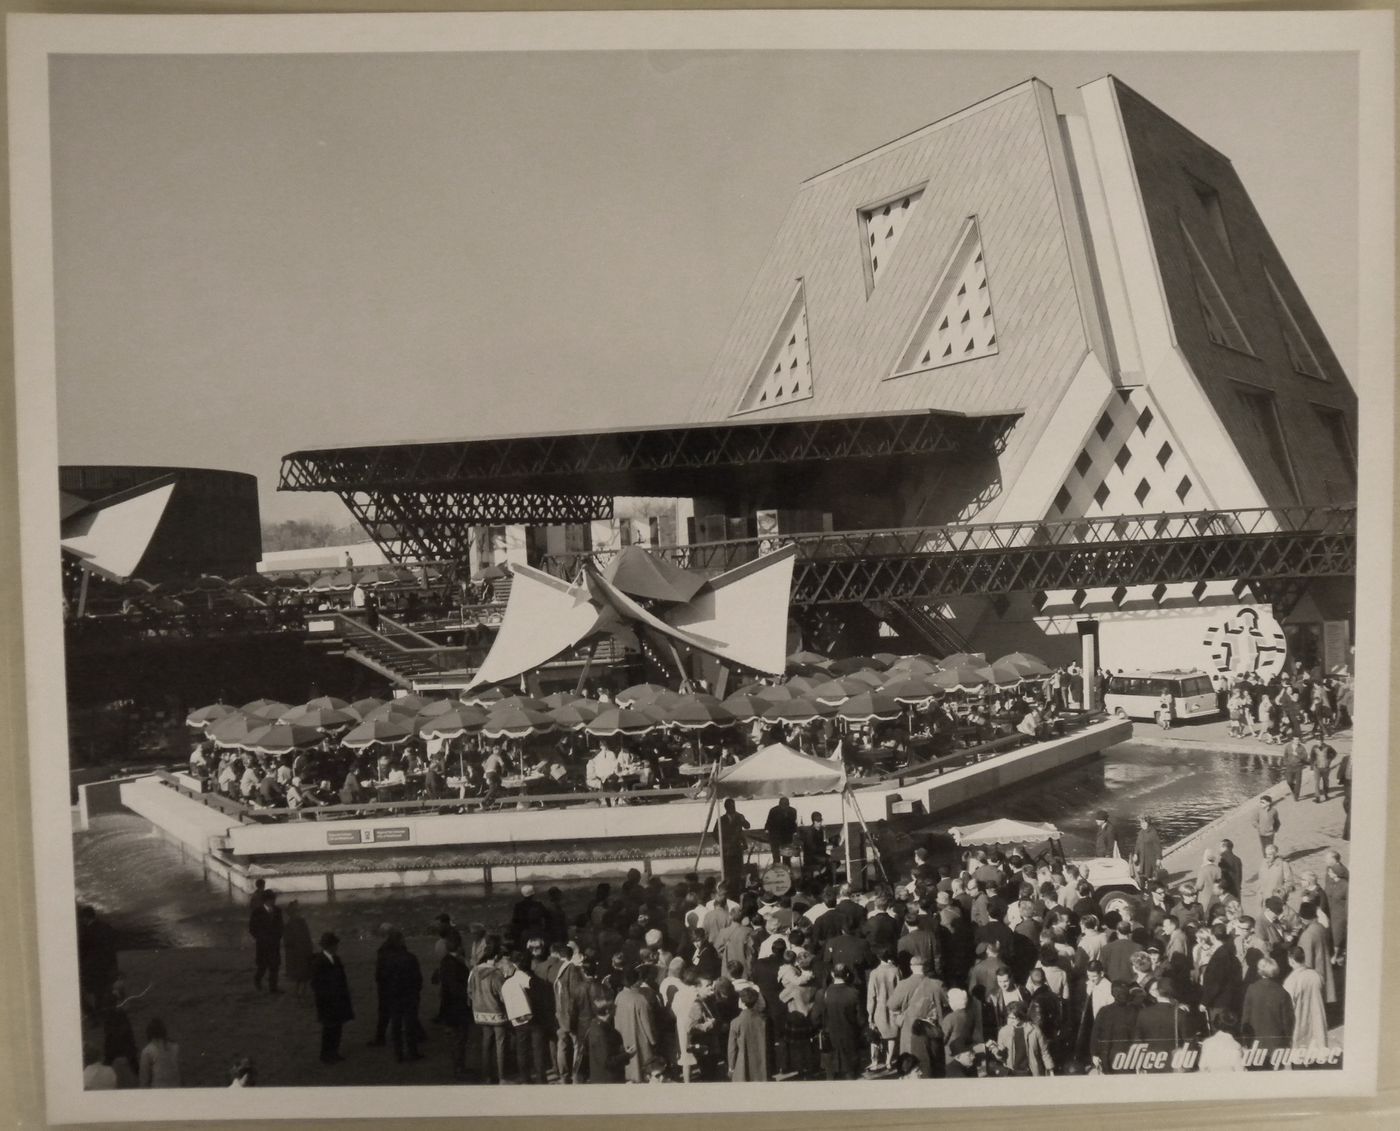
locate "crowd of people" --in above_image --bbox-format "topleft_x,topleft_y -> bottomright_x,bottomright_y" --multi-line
78,799 -> 1345,1088
1216,665 -> 1353,744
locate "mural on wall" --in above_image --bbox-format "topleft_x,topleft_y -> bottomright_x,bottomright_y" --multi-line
1202,606 -> 1288,678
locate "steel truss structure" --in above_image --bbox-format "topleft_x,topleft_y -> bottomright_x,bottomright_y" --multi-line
333,490 -> 614,562
279,410 -> 1018,532
538,506 -> 1355,612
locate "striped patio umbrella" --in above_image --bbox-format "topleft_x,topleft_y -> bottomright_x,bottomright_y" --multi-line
844,669 -> 888,689
835,692 -> 903,724
342,717 -> 416,749
663,697 -> 739,731
719,693 -> 770,721
241,698 -> 292,721
786,650 -> 831,669
418,705 -> 488,739
754,683 -> 801,703
930,663 -> 996,692
415,698 -> 460,718
989,662 -> 1030,688
346,697 -> 387,720
880,675 -> 943,705
279,705 -> 357,729
810,676 -> 869,705
872,652 -> 902,668
729,681 -> 768,698
390,693 -> 437,712
185,703 -> 237,729
207,712 -> 263,749
783,674 -> 823,696
361,700 -> 421,723
937,652 -> 989,671
994,652 -> 1054,679
304,695 -> 350,711
615,683 -> 673,708
584,707 -> 658,737
460,686 -> 510,708
828,655 -> 891,674
481,705 -> 557,740
492,695 -> 549,713
541,691 -> 581,710
246,721 -> 325,756
548,702 -> 603,730
761,698 -> 834,724
890,655 -> 941,675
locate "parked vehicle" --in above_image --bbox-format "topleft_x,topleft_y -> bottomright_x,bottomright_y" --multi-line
1103,669 -> 1218,724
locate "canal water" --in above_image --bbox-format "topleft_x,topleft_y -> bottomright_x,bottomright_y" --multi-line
75,740 -> 1278,951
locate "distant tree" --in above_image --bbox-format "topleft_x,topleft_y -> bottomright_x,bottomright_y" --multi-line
261,519 -> 372,553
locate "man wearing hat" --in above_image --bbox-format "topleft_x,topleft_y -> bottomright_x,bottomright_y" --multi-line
1092,811 -> 1119,859
1170,882 -> 1206,932
512,884 -> 552,947
309,931 -> 355,1064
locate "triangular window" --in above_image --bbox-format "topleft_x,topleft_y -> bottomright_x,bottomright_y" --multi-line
1264,270 -> 1326,381
1185,172 -> 1233,261
1180,222 -> 1252,355
733,284 -> 814,415
859,186 -> 925,295
890,217 -> 998,379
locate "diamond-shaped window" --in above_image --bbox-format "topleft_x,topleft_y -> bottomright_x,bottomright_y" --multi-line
1177,476 -> 1193,502
1114,444 -> 1132,472
1074,450 -> 1092,477
1095,412 -> 1114,442
1156,441 -> 1173,468
1134,478 -> 1151,505
1137,406 -> 1154,434
1092,482 -> 1111,508
1053,486 -> 1072,514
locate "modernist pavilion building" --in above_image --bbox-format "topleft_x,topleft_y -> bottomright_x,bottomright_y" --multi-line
281,76 -> 1358,681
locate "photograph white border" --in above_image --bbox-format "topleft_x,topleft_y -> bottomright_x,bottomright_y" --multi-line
8,9 -> 1394,1123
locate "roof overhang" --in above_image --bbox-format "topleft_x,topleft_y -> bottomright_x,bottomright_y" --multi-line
278,409 -> 1020,500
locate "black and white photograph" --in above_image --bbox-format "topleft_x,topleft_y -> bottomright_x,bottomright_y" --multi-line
6,9 -> 1394,1122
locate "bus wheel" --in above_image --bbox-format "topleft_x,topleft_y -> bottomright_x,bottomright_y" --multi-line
1113,707 -> 1127,719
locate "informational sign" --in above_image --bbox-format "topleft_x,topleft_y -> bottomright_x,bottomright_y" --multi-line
325,829 -> 365,845
372,826 -> 411,843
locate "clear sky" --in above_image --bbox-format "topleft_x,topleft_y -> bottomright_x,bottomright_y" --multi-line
49,49 -> 1358,526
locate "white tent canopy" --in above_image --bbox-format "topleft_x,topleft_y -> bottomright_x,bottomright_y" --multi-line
947,817 -> 1063,847
713,742 -> 846,799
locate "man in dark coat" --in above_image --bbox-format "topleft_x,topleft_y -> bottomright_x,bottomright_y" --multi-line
309,932 -> 355,1063
763,796 -> 799,864
716,800 -> 752,895
816,965 -> 866,1079
1091,982 -> 1139,1073
1240,957 -> 1294,1060
381,930 -> 425,1062
1132,976 -> 1203,1072
248,890 -> 285,994
1217,839 -> 1244,899
1100,920 -> 1144,986
1201,924 -> 1244,1022
824,920 -> 874,984
1280,738 -> 1307,802
727,986 -> 768,1081
896,912 -> 942,978
579,998 -> 629,1083
437,936 -> 472,1078
1092,811 -> 1119,859
1131,817 -> 1163,887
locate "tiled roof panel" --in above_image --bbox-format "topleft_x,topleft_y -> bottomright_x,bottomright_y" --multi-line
687,83 -> 1088,430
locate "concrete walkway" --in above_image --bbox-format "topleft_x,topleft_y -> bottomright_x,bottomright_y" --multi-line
1127,715 -> 1352,761
1161,759 -> 1349,912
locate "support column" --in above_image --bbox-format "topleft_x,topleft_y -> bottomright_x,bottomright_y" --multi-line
1079,620 -> 1099,712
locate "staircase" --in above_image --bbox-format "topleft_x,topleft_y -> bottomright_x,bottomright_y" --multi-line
320,614 -> 478,688
865,598 -> 971,657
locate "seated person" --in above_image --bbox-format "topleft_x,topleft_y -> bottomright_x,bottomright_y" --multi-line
586,744 -> 621,793
1016,707 -> 1044,743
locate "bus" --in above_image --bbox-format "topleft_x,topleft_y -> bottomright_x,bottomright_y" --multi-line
1103,670 -> 1219,725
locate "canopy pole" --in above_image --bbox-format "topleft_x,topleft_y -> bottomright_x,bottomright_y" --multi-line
840,789 -> 853,890
692,763 -> 721,874
77,568 -> 91,619
575,638 -> 601,696
847,788 -> 891,887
